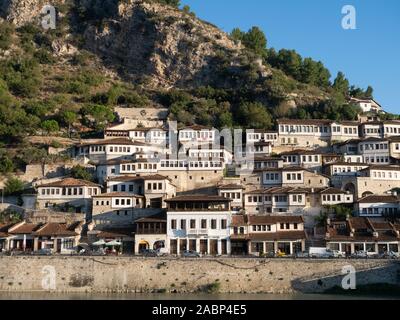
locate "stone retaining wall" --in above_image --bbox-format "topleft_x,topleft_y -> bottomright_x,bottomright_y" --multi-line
0,257 -> 399,294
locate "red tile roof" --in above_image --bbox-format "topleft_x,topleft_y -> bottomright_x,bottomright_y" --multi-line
38,178 -> 100,188
33,222 -> 83,237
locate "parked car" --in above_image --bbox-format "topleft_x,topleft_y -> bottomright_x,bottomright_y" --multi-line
141,249 -> 158,257
309,247 -> 334,258
31,248 -> 53,256
381,251 -> 400,259
181,250 -> 201,258
331,250 -> 346,258
295,251 -> 309,258
352,250 -> 368,258
155,247 -> 169,257
276,250 -> 287,257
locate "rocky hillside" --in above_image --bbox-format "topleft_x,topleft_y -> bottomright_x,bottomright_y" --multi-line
0,0 -> 327,104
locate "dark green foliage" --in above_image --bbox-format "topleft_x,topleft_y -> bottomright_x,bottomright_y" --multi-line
289,97 -> 362,122
0,210 -> 23,224
0,57 -> 42,98
349,85 -> 374,99
231,27 -> 267,57
235,102 -> 273,129
268,49 -> 331,88
81,104 -> 115,130
70,165 -> 94,181
332,72 -> 349,96
34,48 -> 56,65
4,177 -> 24,196
0,150 -> 14,174
0,21 -> 14,50
41,120 -> 60,134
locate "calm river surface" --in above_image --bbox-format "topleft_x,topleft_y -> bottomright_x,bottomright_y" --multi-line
0,292 -> 397,300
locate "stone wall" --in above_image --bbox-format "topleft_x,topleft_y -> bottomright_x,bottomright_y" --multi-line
0,257 -> 398,294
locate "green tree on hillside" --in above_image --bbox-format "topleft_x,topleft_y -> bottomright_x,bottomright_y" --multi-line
231,26 -> 267,57
60,111 -> 77,137
41,120 -> 60,135
333,72 -> 350,96
81,104 -> 115,130
4,177 -> 24,196
0,22 -> 14,50
70,165 -> 94,181
236,102 -> 273,129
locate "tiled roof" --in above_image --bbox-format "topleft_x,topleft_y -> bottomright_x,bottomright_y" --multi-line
326,218 -> 400,241
248,231 -> 307,241
134,212 -> 167,223
217,183 -> 244,190
33,222 -> 83,237
93,192 -> 144,198
280,149 -> 323,156
0,223 -> 16,237
77,138 -> 136,147
319,187 -> 348,195
8,222 -> 42,234
357,195 -> 399,204
38,178 -> 100,188
365,165 -> 400,171
277,118 -> 333,125
108,174 -> 169,182
96,228 -> 135,238
231,215 -> 246,227
248,215 -> 304,224
164,195 -> 232,202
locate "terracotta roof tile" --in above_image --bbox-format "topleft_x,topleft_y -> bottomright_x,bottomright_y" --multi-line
38,178 -> 100,188
33,222 -> 82,237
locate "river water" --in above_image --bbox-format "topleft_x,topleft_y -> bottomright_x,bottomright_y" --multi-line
0,292 -> 396,300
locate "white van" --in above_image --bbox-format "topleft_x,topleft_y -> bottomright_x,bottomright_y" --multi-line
309,247 -> 345,258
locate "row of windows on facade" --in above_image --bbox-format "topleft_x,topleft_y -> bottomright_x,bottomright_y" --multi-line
160,161 -> 222,168
233,223 -> 298,234
95,198 -> 141,206
333,166 -> 367,173
40,187 -> 98,196
280,125 -> 330,134
220,192 -> 241,200
111,182 -> 163,192
322,194 -> 350,202
283,155 -> 320,163
332,126 -> 358,134
247,195 -> 292,203
371,170 -> 400,179
247,133 -> 278,140
179,131 -> 214,139
360,143 -> 388,151
361,207 -> 398,214
365,157 -> 389,163
170,219 -> 227,230
121,163 -> 157,171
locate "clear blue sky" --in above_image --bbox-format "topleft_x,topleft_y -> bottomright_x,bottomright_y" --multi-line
180,0 -> 400,114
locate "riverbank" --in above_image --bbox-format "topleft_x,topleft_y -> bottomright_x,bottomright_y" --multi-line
0,256 -> 399,294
